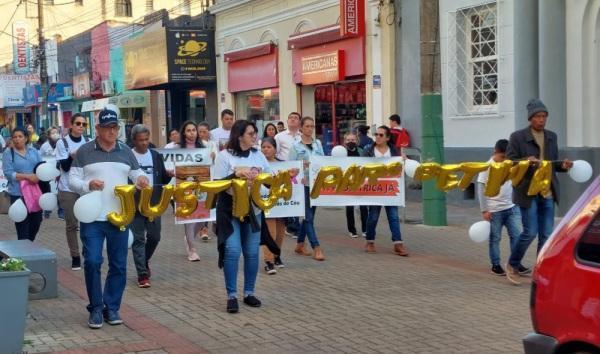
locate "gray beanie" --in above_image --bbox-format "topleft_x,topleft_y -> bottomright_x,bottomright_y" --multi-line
527,99 -> 548,120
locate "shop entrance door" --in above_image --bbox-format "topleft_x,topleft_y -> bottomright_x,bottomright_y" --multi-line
314,81 -> 366,155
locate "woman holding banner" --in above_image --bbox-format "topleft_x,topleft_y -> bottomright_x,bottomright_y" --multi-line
214,120 -> 270,313
289,117 -> 325,261
178,121 -> 208,261
362,126 -> 409,256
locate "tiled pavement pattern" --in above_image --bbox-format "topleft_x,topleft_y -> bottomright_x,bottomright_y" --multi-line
0,201 -> 539,354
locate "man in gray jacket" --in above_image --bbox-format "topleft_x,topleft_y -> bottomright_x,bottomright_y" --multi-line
505,99 -> 572,284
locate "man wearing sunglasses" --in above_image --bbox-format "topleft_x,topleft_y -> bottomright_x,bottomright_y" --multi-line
56,113 -> 91,271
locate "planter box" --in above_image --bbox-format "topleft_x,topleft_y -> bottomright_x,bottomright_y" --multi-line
0,268 -> 30,354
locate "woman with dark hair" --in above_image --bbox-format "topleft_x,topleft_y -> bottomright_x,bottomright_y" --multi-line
357,125 -> 374,149
39,126 -> 60,157
178,121 -> 208,261
262,123 -> 277,140
164,128 -> 180,149
2,127 -> 43,241
214,120 -> 270,313
362,125 -> 409,256
289,116 -> 325,261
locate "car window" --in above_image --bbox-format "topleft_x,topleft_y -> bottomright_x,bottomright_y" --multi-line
577,211 -> 600,266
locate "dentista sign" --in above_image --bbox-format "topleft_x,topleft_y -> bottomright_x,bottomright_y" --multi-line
12,21 -> 31,74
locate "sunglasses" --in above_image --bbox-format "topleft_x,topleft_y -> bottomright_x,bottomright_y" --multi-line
74,121 -> 88,127
375,133 -> 387,137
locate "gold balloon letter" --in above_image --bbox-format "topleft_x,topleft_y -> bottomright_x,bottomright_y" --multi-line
310,166 -> 343,199
458,162 -> 490,190
250,173 -> 280,211
436,164 -> 461,192
139,184 -> 175,221
362,164 -> 387,185
385,161 -> 403,178
231,179 -> 249,220
414,162 -> 441,181
198,180 -> 232,209
527,160 -> 552,196
485,160 -> 512,197
107,185 -> 136,231
509,160 -> 530,187
271,170 -> 293,201
174,181 -> 198,217
336,164 -> 365,192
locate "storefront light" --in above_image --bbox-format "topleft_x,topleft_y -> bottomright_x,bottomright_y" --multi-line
263,89 -> 272,99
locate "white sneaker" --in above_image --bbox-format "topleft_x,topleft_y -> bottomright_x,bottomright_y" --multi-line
362,232 -> 367,238
187,251 -> 200,262
200,234 -> 211,241
349,232 -> 358,238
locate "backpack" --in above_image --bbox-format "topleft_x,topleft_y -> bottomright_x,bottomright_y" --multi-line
61,136 -> 90,152
390,128 -> 411,148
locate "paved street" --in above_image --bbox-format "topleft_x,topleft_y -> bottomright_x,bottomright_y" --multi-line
1,201 -> 536,354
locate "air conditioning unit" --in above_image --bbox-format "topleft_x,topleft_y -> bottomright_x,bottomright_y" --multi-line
101,80 -> 114,96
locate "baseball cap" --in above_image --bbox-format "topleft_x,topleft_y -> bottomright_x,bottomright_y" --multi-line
98,105 -> 119,127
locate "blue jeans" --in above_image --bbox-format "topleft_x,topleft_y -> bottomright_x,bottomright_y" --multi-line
80,221 -> 128,313
489,206 -> 521,266
366,206 -> 402,242
508,196 -> 555,268
223,218 -> 261,298
297,186 -> 320,248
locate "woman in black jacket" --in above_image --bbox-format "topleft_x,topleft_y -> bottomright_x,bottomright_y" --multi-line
362,126 -> 409,256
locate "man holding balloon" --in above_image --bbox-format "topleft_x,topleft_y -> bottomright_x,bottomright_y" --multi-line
68,106 -> 149,329
505,99 -> 573,285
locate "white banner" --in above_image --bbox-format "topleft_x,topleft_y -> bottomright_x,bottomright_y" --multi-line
154,148 -> 215,224
308,156 -> 405,207
264,161 -> 305,218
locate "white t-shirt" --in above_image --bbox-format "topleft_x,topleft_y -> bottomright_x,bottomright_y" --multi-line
133,149 -> 154,186
210,127 -> 231,151
39,141 -> 57,157
274,129 -> 301,161
55,135 -> 88,192
374,146 -> 392,157
477,158 -> 515,213
164,142 -> 178,149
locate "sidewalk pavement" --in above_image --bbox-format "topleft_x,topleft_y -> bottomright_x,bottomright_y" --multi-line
0,200 -> 538,354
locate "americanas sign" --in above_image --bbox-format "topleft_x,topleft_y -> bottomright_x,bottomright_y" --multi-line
12,21 -> 31,74
167,28 -> 216,83
340,0 -> 365,38
301,51 -> 345,85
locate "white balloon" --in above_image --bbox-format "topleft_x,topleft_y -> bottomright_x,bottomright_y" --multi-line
38,193 -> 57,211
74,191 -> 103,223
403,159 -> 421,178
331,145 -> 348,157
8,199 -> 28,222
468,221 -> 491,243
568,160 -> 593,183
36,162 -> 60,182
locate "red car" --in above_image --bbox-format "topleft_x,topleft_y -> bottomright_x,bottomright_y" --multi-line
524,175 -> 600,354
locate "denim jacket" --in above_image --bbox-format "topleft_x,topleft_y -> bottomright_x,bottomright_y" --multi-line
289,138 -> 324,185
2,146 -> 42,196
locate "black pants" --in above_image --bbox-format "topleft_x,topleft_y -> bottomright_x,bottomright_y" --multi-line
346,205 -> 368,235
10,195 -> 43,241
130,214 -> 162,278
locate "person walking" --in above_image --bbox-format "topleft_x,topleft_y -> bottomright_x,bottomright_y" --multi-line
211,109 -> 235,151
362,126 -> 409,256
69,106 -> 149,328
214,120 -> 270,313
289,116 -> 325,261
179,121 -> 208,261
343,132 -> 368,238
388,114 -> 411,149
260,137 -> 286,274
197,121 -> 218,241
39,126 -> 60,157
505,99 -> 573,285
129,124 -> 172,288
477,139 -> 522,276
26,124 -> 39,145
55,114 -> 90,270
275,112 -> 302,238
357,125 -> 374,149
2,127 -> 43,241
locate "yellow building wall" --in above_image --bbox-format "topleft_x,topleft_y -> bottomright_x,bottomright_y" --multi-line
213,0 -> 396,128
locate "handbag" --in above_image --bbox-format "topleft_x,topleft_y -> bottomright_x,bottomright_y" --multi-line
19,180 -> 42,213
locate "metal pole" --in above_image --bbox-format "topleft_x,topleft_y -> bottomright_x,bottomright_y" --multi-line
37,0 -> 48,130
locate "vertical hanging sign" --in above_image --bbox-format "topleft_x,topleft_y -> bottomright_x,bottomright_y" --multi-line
340,0 -> 365,38
12,21 -> 31,74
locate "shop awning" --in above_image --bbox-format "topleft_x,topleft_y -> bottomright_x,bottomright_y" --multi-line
287,25 -> 343,50
225,43 -> 278,93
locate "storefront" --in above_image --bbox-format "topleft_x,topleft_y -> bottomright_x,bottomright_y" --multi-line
289,24 -> 366,154
224,42 -> 280,131
0,74 -> 40,129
